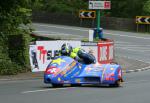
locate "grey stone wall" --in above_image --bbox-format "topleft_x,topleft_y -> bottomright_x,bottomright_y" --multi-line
100,17 -> 136,31
32,12 -> 149,32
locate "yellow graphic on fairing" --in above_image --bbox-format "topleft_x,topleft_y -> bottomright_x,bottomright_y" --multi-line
110,68 -> 114,71
51,58 -> 65,65
75,79 -> 81,83
58,78 -> 61,81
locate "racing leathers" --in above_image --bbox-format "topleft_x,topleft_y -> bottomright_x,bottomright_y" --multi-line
69,47 -> 96,64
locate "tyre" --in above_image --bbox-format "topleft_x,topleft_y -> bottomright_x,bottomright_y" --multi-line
109,80 -> 122,87
71,84 -> 81,87
52,83 -> 63,88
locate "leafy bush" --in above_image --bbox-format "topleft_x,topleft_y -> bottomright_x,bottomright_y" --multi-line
0,60 -> 20,75
0,0 -> 33,75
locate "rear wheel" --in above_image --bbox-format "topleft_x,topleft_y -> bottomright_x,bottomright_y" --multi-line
52,83 -> 63,88
109,80 -> 122,87
71,84 -> 81,87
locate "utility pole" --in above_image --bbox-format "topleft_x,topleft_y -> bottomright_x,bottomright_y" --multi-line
96,5 -> 101,39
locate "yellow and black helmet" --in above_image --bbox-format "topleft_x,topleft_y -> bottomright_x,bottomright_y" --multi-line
61,43 -> 72,56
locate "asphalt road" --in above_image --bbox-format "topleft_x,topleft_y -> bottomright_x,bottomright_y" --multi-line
0,69 -> 150,103
33,23 -> 150,64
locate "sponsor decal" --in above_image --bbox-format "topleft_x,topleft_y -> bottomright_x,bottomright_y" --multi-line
118,69 -> 122,79
37,46 -> 61,64
51,58 -> 66,65
46,67 -> 60,76
64,81 -> 70,83
75,79 -> 81,83
104,73 -> 115,81
105,77 -> 115,81
30,41 -> 81,72
35,45 -> 59,72
60,61 -> 76,76
98,41 -> 114,64
110,68 -> 114,71
85,67 -> 92,72
85,66 -> 102,73
61,71 -> 67,76
71,71 -> 81,78
93,67 -> 102,72
64,66 -> 78,77
37,46 -> 47,64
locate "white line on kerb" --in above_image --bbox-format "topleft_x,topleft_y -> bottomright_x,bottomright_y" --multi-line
22,87 -> 76,94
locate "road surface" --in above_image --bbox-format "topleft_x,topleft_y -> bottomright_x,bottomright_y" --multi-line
0,69 -> 150,103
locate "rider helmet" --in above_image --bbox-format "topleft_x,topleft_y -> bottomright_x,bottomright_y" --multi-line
61,43 -> 72,56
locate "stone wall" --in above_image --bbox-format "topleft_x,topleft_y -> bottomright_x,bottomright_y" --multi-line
32,12 -> 149,32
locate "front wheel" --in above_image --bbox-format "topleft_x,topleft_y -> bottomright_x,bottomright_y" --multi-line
52,83 -> 63,88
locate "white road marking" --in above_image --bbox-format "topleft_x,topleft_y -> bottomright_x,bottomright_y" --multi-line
141,66 -> 150,70
22,87 -> 76,94
117,45 -> 150,47
115,41 -> 132,44
116,47 -> 146,52
116,55 -> 150,64
34,31 -> 74,35
115,42 -> 150,47
116,46 -> 150,52
114,41 -> 150,52
0,79 -> 41,84
33,30 -> 85,38
34,23 -> 88,31
105,32 -> 150,40
125,80 -> 150,84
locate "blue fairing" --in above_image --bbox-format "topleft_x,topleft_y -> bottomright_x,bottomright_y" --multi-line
44,56 -> 123,85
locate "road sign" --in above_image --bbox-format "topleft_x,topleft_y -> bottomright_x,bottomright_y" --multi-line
79,10 -> 96,19
89,1 -> 111,10
136,16 -> 150,24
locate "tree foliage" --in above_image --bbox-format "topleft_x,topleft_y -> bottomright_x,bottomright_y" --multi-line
40,0 -> 87,13
35,0 -> 150,18
0,0 -> 35,75
108,0 -> 148,18
143,0 -> 150,15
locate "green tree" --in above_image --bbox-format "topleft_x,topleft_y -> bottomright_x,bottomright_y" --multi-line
0,0 -> 36,74
110,0 -> 147,18
41,0 -> 87,13
143,0 -> 150,15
